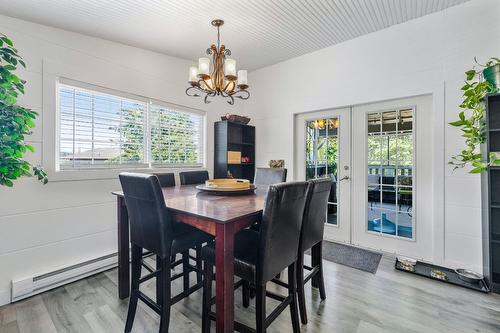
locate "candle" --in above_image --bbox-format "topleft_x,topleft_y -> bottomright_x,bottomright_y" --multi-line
198,57 -> 210,76
237,70 -> 248,86
224,59 -> 236,79
188,66 -> 198,83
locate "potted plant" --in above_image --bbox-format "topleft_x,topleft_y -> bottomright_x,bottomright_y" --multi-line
0,33 -> 47,186
449,57 -> 500,173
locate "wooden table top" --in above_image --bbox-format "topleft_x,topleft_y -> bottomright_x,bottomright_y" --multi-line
112,185 -> 267,224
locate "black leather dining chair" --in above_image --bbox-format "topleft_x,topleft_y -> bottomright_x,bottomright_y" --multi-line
201,181 -> 310,333
179,170 -> 209,185
253,167 -> 287,186
296,177 -> 331,324
152,172 -> 176,187
119,173 -> 212,333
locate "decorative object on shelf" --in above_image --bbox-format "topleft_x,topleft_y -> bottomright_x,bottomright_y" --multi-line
221,113 -> 251,124
186,19 -> 249,105
269,160 -> 285,168
227,151 -> 241,164
196,178 -> 256,195
449,57 -> 500,173
241,156 -> 251,163
0,33 -> 47,187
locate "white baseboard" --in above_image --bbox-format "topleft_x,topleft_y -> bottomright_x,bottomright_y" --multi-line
0,289 -> 11,307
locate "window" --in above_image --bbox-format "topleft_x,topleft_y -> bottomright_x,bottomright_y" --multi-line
58,82 -> 204,169
367,108 -> 414,239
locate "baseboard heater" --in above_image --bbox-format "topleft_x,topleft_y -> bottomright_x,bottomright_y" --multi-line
11,252 -> 118,302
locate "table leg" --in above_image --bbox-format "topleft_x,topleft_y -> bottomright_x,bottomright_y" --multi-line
215,223 -> 235,333
117,196 -> 130,299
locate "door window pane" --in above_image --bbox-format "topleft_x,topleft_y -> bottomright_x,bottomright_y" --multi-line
305,117 -> 339,226
366,109 -> 414,239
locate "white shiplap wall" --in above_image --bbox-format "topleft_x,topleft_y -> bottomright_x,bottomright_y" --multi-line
0,15 -> 242,306
243,0 -> 500,272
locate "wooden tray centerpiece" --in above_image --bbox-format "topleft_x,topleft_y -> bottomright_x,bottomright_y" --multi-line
196,179 -> 256,195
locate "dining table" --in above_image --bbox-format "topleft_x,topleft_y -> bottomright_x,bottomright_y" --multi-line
112,184 -> 266,333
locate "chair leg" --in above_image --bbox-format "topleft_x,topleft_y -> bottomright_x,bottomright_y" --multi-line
296,251 -> 308,325
318,255 -> 326,300
288,262 -> 301,333
242,280 -> 250,308
202,263 -> 213,333
195,245 -> 203,285
255,283 -> 267,333
158,257 -> 172,333
182,251 -> 190,293
125,245 -> 142,333
156,255 -> 163,306
311,242 -> 321,289
314,242 -> 327,300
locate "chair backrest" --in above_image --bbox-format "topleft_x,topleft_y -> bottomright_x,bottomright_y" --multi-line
152,172 -> 175,187
254,168 -> 287,186
257,181 -> 309,283
300,178 -> 332,252
179,170 -> 209,185
119,173 -> 173,258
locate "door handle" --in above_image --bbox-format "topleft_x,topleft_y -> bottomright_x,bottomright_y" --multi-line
339,176 -> 350,181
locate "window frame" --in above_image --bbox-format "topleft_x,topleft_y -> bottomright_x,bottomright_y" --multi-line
52,77 -> 206,180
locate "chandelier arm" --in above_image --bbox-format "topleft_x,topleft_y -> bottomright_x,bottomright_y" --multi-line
204,93 -> 212,104
186,86 -> 202,97
230,89 -> 250,100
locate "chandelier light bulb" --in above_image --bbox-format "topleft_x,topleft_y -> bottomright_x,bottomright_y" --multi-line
237,70 -> 248,87
198,57 -> 210,77
188,66 -> 198,83
225,59 -> 237,80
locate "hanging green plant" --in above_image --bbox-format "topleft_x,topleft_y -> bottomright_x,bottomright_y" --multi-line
449,57 -> 500,174
0,33 -> 47,186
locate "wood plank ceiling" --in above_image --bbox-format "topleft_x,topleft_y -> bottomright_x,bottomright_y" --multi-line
0,0 -> 470,70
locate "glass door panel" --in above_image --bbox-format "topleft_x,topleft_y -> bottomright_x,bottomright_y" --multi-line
305,117 -> 339,226
366,108 -> 414,239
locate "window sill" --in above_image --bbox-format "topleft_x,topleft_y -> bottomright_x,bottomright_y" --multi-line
47,165 -> 206,182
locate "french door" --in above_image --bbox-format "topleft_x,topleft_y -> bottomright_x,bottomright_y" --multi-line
351,96 -> 433,259
294,108 -> 351,243
295,96 -> 433,260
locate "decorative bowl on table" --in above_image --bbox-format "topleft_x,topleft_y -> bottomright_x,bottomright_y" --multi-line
196,179 -> 256,195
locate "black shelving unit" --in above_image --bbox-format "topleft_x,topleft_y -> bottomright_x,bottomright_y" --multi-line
483,93 -> 500,293
214,121 -> 255,180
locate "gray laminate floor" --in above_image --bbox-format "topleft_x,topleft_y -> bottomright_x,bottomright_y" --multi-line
1,254 -> 500,333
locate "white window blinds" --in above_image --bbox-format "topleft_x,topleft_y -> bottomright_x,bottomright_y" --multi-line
58,83 -> 204,169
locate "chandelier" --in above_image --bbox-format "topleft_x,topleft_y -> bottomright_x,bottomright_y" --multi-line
186,19 -> 249,105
